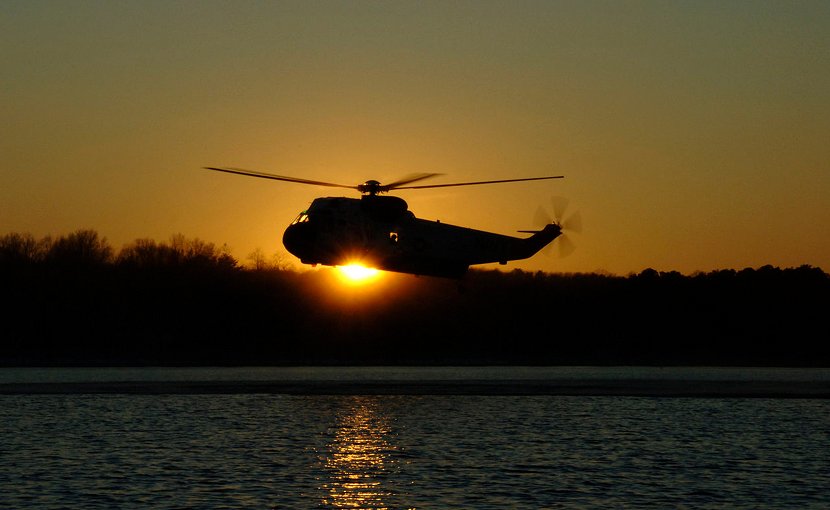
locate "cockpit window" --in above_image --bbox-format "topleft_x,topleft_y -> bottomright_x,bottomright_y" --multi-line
291,210 -> 310,225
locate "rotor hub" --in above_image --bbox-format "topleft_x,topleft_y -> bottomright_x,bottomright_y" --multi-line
357,180 -> 384,195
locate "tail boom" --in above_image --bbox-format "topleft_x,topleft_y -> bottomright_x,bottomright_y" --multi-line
508,224 -> 562,261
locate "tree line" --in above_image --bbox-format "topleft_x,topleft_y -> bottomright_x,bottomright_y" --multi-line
0,230 -> 238,270
1,230 -> 828,366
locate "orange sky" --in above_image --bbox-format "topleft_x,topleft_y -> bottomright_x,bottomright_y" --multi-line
2,1 -> 829,275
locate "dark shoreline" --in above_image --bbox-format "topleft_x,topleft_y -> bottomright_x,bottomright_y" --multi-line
3,379 -> 829,397
3,246 -> 829,368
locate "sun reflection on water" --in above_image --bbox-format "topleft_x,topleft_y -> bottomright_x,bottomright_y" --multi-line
320,397 -> 404,509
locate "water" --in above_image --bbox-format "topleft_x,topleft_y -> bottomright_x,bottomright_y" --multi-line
1,368 -> 829,509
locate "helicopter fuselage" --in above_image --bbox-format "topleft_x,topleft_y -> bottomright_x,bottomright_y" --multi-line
283,195 -> 561,278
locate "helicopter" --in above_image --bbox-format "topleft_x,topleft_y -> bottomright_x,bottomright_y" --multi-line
204,166 -> 579,279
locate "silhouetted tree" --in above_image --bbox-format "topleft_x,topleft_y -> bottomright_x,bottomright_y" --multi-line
169,234 -> 237,270
44,229 -> 113,267
1,229 -> 828,366
117,235 -> 237,270
0,232 -> 47,265
117,238 -> 178,268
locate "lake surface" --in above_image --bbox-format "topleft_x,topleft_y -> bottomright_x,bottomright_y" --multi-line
2,367 -> 829,509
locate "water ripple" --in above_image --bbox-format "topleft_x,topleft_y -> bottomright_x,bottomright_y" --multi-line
1,394 -> 828,508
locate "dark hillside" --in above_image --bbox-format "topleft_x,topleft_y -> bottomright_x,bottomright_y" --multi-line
2,231 -> 828,366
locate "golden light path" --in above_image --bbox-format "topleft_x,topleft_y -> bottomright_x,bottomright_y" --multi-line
320,397 -> 402,509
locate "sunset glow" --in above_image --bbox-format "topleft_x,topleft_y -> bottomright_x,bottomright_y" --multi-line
2,3 -> 829,275
337,264 -> 381,284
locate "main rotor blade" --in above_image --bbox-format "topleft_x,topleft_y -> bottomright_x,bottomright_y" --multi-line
384,173 -> 444,190
204,167 -> 357,190
395,175 -> 564,190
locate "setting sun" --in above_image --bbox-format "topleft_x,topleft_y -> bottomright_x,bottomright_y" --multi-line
337,263 -> 381,284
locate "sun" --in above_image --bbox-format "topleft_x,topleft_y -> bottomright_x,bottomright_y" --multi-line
337,263 -> 381,284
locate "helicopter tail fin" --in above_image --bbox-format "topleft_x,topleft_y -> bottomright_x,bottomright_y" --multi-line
514,223 -> 562,259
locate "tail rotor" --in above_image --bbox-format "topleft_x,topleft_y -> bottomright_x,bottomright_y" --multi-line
535,196 -> 582,258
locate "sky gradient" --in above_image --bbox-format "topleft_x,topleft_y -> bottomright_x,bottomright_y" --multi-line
3,0 -> 829,275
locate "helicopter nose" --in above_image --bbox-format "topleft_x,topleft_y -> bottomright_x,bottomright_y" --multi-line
283,223 -> 315,259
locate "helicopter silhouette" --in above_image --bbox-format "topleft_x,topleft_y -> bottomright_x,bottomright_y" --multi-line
205,166 -> 578,278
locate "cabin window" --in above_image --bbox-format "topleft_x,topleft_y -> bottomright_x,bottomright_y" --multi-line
291,211 -> 310,225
